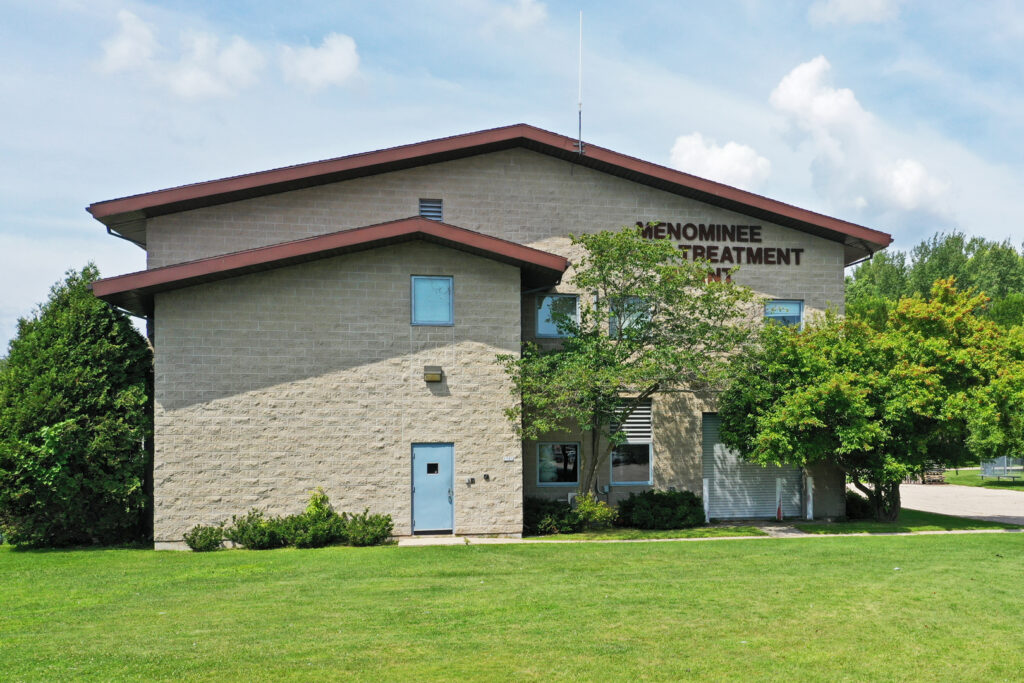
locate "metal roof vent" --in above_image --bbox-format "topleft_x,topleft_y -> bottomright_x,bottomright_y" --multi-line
419,198 -> 443,221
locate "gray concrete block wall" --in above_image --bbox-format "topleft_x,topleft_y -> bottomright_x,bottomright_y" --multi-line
153,241 -> 522,542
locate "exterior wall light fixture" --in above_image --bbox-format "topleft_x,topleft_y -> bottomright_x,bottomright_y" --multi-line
423,366 -> 444,383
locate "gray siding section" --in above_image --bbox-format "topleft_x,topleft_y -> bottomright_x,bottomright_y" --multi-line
701,414 -> 802,519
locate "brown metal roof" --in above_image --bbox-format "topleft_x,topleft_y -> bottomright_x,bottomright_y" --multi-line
92,216 -> 569,316
87,123 -> 892,264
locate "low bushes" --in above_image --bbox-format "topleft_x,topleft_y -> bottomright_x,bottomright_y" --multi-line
524,497 -> 575,535
282,488 -> 349,549
617,490 -> 704,530
573,493 -> 618,530
225,509 -> 287,550
344,509 -> 395,547
526,489 -> 707,536
183,524 -> 224,552
524,493 -> 617,535
186,489 -> 394,551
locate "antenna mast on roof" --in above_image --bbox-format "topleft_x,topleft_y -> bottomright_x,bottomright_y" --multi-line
575,10 -> 584,155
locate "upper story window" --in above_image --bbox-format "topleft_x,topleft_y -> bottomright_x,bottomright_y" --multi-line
411,276 -> 453,326
609,296 -> 648,338
765,300 -> 803,327
536,294 -> 578,338
419,198 -> 443,221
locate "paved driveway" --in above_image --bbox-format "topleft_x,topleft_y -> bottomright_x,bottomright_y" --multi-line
900,483 -> 1024,525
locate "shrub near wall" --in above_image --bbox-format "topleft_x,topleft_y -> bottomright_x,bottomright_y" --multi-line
203,490 -> 394,551
523,494 -> 617,535
183,524 -> 223,552
616,490 -> 704,530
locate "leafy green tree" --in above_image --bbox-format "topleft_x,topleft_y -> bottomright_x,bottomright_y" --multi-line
846,250 -> 908,302
0,265 -> 152,547
847,231 -> 1024,327
906,232 -> 972,298
845,251 -> 909,329
719,279 -> 1024,521
500,226 -> 754,493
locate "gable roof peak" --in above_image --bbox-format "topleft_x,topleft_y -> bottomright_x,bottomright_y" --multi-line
87,123 -> 891,264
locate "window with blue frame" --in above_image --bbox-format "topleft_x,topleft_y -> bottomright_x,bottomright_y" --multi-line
764,300 -> 803,327
610,444 -> 652,485
411,276 -> 453,325
536,294 -> 578,338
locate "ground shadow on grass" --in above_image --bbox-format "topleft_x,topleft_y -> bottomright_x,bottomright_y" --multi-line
1,541 -> 153,554
795,508 -> 1023,535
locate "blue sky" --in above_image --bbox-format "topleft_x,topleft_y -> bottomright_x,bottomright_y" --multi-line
3,0 -> 1024,348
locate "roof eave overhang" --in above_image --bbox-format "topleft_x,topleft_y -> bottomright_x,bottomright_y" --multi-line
92,217 -> 568,317
88,124 -> 893,265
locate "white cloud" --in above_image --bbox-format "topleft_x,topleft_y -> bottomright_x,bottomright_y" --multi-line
280,33 -> 359,91
98,11 -> 265,98
165,33 -> 265,98
808,0 -> 901,26
770,55 -> 949,219
669,133 -> 771,190
100,9 -> 157,72
878,158 -> 948,211
494,0 -> 547,31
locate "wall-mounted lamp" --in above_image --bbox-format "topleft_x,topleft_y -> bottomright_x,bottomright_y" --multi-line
423,366 -> 444,383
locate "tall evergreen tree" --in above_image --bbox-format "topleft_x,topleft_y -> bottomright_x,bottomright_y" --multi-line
0,265 -> 152,547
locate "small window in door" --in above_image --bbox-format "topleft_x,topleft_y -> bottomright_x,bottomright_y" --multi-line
427,463 -> 439,474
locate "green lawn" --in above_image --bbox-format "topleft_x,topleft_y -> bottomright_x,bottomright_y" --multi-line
795,508 -> 1022,535
944,469 -> 1024,490
525,525 -> 766,541
4,536 -> 1024,681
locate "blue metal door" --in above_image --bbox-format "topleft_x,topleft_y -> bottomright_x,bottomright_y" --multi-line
412,443 -> 454,532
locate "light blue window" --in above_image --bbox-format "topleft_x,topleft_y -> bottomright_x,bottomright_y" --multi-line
609,296 -> 648,338
411,276 -> 453,326
765,300 -> 803,327
536,294 -> 578,338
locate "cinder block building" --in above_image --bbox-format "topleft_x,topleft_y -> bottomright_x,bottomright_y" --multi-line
89,124 -> 892,547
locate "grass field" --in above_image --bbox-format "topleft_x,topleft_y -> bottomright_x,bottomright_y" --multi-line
525,525 -> 766,540
795,508 -> 1022,534
4,535 -> 1024,681
944,469 -> 1024,490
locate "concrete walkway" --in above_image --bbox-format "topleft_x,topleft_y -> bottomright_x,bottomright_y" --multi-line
397,525 -> 1023,546
900,482 -> 1024,526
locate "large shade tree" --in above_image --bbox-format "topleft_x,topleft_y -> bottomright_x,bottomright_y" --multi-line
500,226 -> 755,494
0,265 -> 152,547
719,279 -> 1024,520
847,231 -> 1024,328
